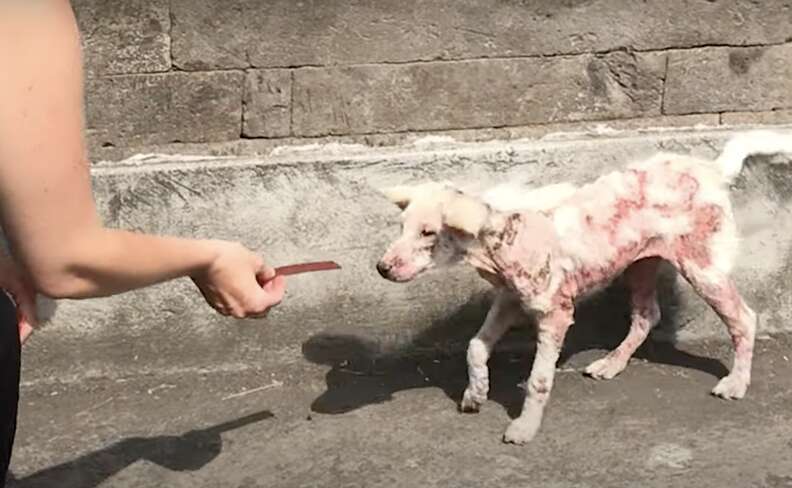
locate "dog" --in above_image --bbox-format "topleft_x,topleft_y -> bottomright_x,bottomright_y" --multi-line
376,130 -> 792,445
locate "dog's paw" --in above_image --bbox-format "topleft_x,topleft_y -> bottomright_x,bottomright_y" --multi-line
711,374 -> 749,400
502,417 -> 541,445
459,387 -> 485,413
584,355 -> 627,380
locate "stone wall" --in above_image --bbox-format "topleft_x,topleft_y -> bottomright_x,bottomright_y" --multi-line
75,0 -> 792,157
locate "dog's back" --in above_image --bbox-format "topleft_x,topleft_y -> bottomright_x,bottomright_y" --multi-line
547,152 -> 739,277
481,182 -> 578,213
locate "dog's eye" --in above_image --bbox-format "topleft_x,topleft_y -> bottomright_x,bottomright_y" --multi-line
421,229 -> 437,238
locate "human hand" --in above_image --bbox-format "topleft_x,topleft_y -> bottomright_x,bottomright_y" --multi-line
0,253 -> 38,343
191,241 -> 285,318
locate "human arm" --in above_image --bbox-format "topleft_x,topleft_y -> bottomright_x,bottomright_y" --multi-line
0,1 -> 284,316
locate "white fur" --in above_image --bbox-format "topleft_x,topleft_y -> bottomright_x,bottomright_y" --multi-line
717,130 -> 792,182
481,182 -> 578,213
460,292 -> 521,412
442,193 -> 490,236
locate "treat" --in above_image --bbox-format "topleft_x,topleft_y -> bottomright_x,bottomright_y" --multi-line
274,261 -> 341,276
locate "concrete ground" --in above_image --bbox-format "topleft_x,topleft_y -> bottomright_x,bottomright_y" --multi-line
7,332 -> 792,488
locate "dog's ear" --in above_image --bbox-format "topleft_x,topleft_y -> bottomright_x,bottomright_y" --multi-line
381,185 -> 415,210
442,192 -> 490,238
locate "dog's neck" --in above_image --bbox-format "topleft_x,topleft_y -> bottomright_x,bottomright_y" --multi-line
464,246 -> 504,286
463,211 -> 560,308
460,211 -> 511,276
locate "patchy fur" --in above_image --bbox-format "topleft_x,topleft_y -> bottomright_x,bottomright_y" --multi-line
377,130 -> 792,444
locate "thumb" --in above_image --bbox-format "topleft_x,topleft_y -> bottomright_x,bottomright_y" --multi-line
258,275 -> 286,309
256,264 -> 277,285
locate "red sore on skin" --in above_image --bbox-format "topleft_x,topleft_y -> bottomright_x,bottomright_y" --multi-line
560,241 -> 644,297
699,279 -> 754,355
570,169 -> 720,293
652,171 -> 699,217
674,204 -> 722,268
567,171 -> 652,296
605,170 -> 648,244
677,172 -> 700,206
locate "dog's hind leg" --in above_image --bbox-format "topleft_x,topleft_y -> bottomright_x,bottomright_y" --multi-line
460,289 -> 523,413
676,260 -> 756,399
585,257 -> 662,380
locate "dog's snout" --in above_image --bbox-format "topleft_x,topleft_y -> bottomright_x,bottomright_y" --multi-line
376,261 -> 391,278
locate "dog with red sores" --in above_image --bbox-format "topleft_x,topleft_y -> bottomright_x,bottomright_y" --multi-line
376,130 -> 792,445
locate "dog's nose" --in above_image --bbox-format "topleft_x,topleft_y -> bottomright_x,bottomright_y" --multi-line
376,261 -> 391,278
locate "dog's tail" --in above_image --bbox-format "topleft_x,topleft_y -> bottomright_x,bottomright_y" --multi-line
717,129 -> 792,183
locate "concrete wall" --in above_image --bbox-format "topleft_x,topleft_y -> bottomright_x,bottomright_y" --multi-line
75,0 -> 792,159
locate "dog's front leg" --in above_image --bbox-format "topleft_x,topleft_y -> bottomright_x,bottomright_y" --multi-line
461,289 -> 522,413
503,303 -> 573,445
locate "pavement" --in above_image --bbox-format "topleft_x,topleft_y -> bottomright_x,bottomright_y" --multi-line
7,331 -> 792,488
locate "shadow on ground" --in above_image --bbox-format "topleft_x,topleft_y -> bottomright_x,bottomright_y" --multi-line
7,410 -> 273,488
303,264 -> 729,419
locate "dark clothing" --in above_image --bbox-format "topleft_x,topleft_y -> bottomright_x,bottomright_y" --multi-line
0,292 -> 20,488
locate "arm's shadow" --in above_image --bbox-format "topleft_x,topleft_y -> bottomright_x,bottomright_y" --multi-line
302,264 -> 728,419
7,410 -> 273,488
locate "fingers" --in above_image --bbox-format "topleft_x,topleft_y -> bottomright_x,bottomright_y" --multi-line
233,275 -> 286,319
15,281 -> 38,329
19,317 -> 34,343
193,242 -> 285,320
240,276 -> 285,319
254,261 -> 284,314
260,275 -> 285,308
203,276 -> 286,320
17,297 -> 38,344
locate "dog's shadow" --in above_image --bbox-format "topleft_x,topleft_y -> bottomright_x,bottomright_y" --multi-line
302,265 -> 729,419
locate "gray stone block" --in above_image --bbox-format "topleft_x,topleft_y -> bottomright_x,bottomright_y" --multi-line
292,52 -> 665,136
243,70 -> 292,138
171,0 -> 792,70
664,44 -> 792,115
85,71 -> 244,148
722,110 -> 792,126
84,113 -> 720,163
72,0 -> 171,76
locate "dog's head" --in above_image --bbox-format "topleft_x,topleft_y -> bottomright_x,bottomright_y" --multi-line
376,182 -> 492,282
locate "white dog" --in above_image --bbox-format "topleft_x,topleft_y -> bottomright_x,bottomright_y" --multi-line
376,131 -> 792,445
